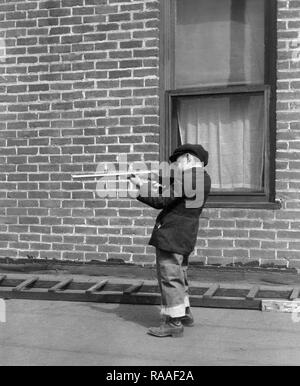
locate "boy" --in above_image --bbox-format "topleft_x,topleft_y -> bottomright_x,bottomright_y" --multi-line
129,144 -> 211,338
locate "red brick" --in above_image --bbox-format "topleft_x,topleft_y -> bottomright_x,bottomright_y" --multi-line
206,257 -> 234,266
198,249 -> 223,258
132,254 -> 155,264
250,250 -> 276,259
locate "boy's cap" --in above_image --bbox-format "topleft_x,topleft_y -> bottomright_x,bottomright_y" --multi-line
169,144 -> 209,166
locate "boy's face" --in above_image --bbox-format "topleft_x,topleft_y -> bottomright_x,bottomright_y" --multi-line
174,153 -> 204,171
175,154 -> 189,171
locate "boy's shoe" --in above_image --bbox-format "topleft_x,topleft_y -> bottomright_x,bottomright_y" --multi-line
181,307 -> 194,327
148,318 -> 184,338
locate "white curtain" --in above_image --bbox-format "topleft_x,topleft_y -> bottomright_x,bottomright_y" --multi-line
177,95 -> 265,191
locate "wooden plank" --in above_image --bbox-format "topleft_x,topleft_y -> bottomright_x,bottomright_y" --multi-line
262,299 -> 300,313
0,278 -> 157,293
0,288 -> 262,310
290,288 -> 300,301
203,284 -> 220,299
123,281 -> 144,295
12,277 -> 39,292
0,275 -> 6,285
85,280 -> 108,294
0,276 -> 297,298
0,289 -> 160,305
246,286 -> 260,300
48,278 -> 73,293
0,274 -> 297,312
193,296 -> 261,311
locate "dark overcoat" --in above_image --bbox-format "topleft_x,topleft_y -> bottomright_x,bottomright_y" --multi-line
137,167 -> 211,255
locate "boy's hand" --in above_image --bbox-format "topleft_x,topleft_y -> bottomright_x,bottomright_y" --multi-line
128,174 -> 143,189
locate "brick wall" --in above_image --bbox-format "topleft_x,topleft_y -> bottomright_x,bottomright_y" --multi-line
0,0 -> 160,263
0,0 -> 300,267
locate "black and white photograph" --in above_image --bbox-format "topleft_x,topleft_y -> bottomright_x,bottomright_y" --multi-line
0,0 -> 299,370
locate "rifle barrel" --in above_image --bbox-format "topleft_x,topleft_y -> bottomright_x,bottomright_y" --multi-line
72,171 -> 156,180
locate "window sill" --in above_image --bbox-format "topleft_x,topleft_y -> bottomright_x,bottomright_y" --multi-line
205,201 -> 281,210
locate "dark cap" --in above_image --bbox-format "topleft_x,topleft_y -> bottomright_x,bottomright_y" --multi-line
169,144 -> 209,166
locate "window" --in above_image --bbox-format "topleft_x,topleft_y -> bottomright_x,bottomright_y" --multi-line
160,0 -> 278,208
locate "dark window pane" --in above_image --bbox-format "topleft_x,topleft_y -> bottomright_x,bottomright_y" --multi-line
175,0 -> 265,88
177,93 -> 265,192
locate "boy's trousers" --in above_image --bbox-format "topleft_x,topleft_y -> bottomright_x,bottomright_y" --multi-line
156,248 -> 190,318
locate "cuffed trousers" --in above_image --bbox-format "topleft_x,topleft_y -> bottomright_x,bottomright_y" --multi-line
156,248 -> 190,318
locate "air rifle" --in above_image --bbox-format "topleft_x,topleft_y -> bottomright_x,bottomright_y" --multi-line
72,171 -> 158,180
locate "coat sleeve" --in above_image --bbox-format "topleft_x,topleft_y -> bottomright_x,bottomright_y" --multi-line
136,167 -> 209,210
136,180 -> 183,210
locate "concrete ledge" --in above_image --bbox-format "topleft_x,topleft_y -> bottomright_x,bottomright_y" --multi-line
0,257 -> 300,289
192,257 -> 289,269
260,259 -> 289,269
0,256 -> 294,271
262,300 -> 300,314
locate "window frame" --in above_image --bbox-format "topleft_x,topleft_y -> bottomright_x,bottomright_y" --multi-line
159,0 -> 279,209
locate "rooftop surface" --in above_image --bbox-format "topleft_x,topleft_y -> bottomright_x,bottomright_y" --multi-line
0,299 -> 299,366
